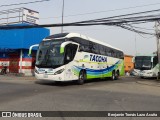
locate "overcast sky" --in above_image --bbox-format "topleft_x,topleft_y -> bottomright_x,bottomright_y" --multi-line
0,0 -> 159,55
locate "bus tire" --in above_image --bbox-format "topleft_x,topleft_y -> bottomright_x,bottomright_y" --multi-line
111,71 -> 116,80
78,70 -> 86,85
115,70 -> 119,80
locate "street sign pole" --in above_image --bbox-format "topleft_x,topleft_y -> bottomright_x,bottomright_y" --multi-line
61,0 -> 64,33
155,21 -> 160,80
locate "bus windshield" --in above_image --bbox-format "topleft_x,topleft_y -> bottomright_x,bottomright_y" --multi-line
134,56 -> 152,70
36,39 -> 64,68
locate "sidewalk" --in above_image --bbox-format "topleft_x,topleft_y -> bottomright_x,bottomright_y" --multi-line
0,74 -> 36,84
136,79 -> 160,87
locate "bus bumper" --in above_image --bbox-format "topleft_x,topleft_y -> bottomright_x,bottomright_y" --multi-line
139,71 -> 155,78
35,73 -> 66,81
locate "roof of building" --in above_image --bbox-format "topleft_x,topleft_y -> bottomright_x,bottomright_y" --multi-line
124,54 -> 134,57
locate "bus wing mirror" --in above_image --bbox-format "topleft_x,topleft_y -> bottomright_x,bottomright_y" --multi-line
132,57 -> 135,62
151,57 -> 153,62
28,44 -> 39,56
60,47 -> 64,54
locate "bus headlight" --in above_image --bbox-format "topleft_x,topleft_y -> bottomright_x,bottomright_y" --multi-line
147,72 -> 153,75
54,68 -> 65,75
35,69 -> 39,74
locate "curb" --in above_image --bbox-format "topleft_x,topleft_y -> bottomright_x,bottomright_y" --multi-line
0,75 -> 37,84
136,81 -> 160,87
0,79 -> 36,84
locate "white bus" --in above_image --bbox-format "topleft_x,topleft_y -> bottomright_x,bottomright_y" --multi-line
30,33 -> 124,84
133,54 -> 159,78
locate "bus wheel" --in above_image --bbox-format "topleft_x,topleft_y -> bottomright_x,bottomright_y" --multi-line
115,71 -> 119,80
111,71 -> 116,80
78,71 -> 86,85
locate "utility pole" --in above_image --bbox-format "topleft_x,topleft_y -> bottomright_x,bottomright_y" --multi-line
155,21 -> 160,80
135,33 -> 137,55
61,0 -> 64,33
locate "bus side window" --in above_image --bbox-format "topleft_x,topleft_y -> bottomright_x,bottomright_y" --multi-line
108,49 -> 112,57
79,45 -> 84,51
95,44 -> 100,54
100,45 -> 105,55
83,41 -> 90,52
90,42 -> 98,54
71,44 -> 78,59
64,44 -> 78,64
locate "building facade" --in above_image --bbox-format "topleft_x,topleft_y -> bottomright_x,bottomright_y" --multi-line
0,8 -> 50,76
124,55 -> 134,73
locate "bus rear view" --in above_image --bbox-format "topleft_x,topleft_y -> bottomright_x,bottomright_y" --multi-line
133,54 -> 159,78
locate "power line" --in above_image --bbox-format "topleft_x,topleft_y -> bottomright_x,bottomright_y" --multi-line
0,16 -> 157,30
126,24 -> 154,31
64,25 -> 154,32
0,0 -> 50,7
41,2 -> 160,19
0,9 -> 159,36
117,24 -> 155,35
72,9 -> 160,24
63,27 -> 113,32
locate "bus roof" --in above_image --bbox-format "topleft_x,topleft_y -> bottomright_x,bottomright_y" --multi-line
135,53 -> 157,57
44,32 -> 123,52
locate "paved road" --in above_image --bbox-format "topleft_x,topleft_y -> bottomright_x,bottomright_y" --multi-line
0,76 -> 160,120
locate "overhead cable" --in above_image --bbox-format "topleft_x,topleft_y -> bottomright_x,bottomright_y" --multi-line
0,0 -> 50,7
41,2 -> 160,19
0,9 -> 160,35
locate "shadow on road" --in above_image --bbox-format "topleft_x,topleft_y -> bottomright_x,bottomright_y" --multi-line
34,77 -> 135,87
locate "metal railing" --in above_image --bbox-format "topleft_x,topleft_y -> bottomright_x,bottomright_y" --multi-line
0,8 -> 24,26
0,7 -> 39,26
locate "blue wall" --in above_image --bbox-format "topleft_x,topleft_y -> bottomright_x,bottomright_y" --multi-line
0,23 -> 50,49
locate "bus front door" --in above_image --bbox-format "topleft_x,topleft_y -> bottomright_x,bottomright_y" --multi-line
64,44 -> 78,80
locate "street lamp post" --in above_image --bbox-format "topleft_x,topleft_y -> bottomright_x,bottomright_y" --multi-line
61,0 -> 64,33
155,21 -> 160,80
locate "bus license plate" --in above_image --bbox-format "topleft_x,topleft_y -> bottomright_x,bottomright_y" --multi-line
43,74 -> 48,78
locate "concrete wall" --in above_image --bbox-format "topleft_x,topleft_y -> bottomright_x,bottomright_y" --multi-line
0,49 -> 36,76
124,55 -> 134,73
